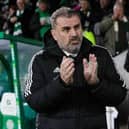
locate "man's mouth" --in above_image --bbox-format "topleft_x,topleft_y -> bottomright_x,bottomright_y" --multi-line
71,40 -> 80,44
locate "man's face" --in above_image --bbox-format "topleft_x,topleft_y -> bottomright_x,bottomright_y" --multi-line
17,0 -> 25,10
51,15 -> 83,54
113,5 -> 124,18
79,0 -> 89,11
100,0 -> 110,9
39,2 -> 48,11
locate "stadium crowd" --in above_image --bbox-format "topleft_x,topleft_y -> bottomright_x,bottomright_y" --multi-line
0,0 -> 129,41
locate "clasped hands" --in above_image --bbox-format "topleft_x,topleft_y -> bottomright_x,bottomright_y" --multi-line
60,54 -> 99,85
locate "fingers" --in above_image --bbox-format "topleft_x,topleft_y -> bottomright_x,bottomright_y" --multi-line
64,67 -> 75,84
83,54 -> 99,84
89,54 -> 98,74
60,56 -> 75,85
83,58 -> 91,81
89,54 -> 97,63
61,56 -> 74,73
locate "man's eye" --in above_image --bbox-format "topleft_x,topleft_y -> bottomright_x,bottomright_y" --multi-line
74,24 -> 81,30
62,27 -> 70,32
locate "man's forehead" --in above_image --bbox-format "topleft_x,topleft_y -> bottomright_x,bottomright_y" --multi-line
56,15 -> 80,20
56,16 -> 80,26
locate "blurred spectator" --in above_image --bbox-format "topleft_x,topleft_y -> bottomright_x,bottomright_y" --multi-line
94,1 -> 129,56
116,0 -> 129,17
46,0 -> 61,14
29,0 -> 38,11
94,2 -> 129,128
3,5 -> 17,34
67,0 -> 79,9
98,0 -> 115,20
0,0 -> 9,30
0,15 -> 4,30
46,0 -> 72,14
29,0 -> 51,41
76,0 -> 97,45
12,0 -> 34,38
78,0 -> 99,31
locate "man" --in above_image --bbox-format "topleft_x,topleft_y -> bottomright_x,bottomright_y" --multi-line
11,0 -> 34,38
29,0 -> 51,41
24,7 -> 127,129
94,1 -> 129,56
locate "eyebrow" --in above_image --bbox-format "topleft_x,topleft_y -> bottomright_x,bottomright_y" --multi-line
62,26 -> 70,30
62,23 -> 80,29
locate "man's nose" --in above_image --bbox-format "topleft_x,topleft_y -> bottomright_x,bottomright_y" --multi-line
70,29 -> 77,36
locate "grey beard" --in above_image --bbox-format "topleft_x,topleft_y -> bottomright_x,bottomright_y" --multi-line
70,47 -> 80,54
63,45 -> 81,54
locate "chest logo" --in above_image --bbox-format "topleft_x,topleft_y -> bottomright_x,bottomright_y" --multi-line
53,67 -> 60,73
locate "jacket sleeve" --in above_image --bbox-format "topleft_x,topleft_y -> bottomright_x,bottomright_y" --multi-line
24,55 -> 71,113
94,16 -> 113,34
124,50 -> 129,72
89,48 -> 127,106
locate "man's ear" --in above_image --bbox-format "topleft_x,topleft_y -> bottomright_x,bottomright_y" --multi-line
51,29 -> 57,41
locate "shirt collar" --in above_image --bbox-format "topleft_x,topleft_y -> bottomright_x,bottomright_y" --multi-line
63,50 -> 77,57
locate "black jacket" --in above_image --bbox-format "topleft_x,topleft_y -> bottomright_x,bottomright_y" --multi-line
16,5 -> 34,38
24,31 -> 127,129
29,12 -> 42,40
124,49 -> 129,72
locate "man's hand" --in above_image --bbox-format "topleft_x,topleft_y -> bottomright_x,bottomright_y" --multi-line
60,56 -> 75,85
83,54 -> 99,85
10,16 -> 17,23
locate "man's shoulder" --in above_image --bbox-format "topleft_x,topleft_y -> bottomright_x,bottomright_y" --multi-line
82,38 -> 112,57
31,49 -> 45,62
91,45 -> 112,57
92,45 -> 108,51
